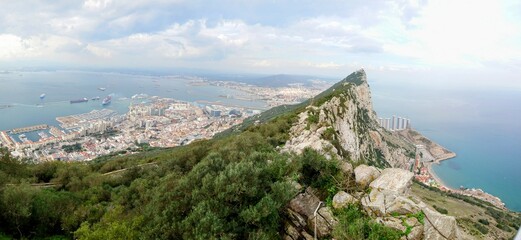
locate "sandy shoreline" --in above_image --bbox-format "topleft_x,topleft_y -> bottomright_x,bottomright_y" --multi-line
400,129 -> 506,209
422,146 -> 506,209
426,161 -> 455,191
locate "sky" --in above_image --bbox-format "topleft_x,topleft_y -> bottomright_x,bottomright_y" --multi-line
1,0 -> 520,89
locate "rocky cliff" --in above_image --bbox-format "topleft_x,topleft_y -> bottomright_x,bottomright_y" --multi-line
283,69 -> 415,168
284,165 -> 463,240
221,69 -> 517,239
280,70 -> 471,239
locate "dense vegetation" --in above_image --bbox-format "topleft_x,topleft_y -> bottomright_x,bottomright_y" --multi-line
61,143 -> 83,153
0,103 -> 407,240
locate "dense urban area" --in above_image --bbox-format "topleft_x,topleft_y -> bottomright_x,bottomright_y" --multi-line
0,80 -> 324,161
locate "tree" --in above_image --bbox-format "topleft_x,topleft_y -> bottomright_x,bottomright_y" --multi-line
74,205 -> 144,240
0,184 -> 38,238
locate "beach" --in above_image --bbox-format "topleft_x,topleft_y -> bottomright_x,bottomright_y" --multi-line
422,147 -> 506,209
426,162 -> 451,189
399,129 -> 507,209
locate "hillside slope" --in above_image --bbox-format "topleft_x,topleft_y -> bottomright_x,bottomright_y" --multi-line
0,70 -> 518,240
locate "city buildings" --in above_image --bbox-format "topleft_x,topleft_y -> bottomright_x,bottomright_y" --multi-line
0,97 -> 255,161
377,115 -> 410,131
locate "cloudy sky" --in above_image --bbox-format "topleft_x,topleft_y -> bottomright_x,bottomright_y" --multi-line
1,0 -> 520,87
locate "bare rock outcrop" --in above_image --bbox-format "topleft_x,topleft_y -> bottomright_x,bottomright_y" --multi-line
354,164 -> 381,188
369,168 -> 414,194
332,191 -> 356,209
362,189 -> 421,217
422,207 -> 460,240
282,111 -> 337,158
339,161 -> 353,175
284,188 -> 337,239
359,168 -> 461,240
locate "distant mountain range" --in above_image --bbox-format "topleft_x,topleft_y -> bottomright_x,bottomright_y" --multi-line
206,73 -> 336,88
243,74 -> 330,87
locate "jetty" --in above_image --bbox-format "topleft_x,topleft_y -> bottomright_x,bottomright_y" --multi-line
9,124 -> 49,134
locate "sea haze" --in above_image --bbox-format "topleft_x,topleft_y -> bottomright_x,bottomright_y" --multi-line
371,77 -> 521,212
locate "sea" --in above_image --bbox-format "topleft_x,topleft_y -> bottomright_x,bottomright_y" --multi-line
371,77 -> 521,212
0,70 -> 520,212
0,71 -> 266,134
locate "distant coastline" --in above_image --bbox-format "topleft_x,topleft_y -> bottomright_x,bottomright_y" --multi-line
398,129 -> 506,209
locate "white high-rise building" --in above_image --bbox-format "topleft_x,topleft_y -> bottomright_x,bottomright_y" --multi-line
385,118 -> 390,130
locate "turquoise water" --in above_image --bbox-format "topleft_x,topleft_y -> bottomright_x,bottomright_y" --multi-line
0,71 -> 266,131
371,79 -> 521,212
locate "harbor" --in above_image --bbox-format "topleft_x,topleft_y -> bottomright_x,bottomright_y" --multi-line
9,124 -> 49,134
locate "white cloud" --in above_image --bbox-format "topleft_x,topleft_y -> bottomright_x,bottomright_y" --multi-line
85,44 -> 112,58
383,0 -> 521,67
0,0 -> 519,87
83,0 -> 112,10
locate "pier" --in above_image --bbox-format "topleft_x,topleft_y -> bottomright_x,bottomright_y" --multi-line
9,124 -> 49,134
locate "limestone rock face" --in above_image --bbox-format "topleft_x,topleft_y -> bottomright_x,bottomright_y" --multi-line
285,188 -> 337,239
361,189 -> 420,217
332,191 -> 356,209
282,111 -> 337,158
339,161 -> 353,175
308,207 -> 337,238
354,164 -> 381,188
405,217 -> 424,240
376,217 -> 406,232
358,168 -> 461,240
361,168 -> 419,217
386,195 -> 421,216
288,190 -> 321,218
369,168 -> 414,194
422,207 -> 460,240
283,69 -> 416,168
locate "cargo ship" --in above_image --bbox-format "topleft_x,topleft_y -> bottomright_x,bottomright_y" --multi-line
70,98 -> 88,104
101,96 -> 112,106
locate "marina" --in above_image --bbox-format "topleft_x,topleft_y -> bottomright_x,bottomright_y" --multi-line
9,124 -> 49,134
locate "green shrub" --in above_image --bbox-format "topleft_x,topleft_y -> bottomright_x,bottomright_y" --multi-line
474,222 -> 489,234
433,205 -> 448,214
333,205 -> 402,240
478,218 -> 489,225
307,109 -> 319,127
496,223 -> 512,232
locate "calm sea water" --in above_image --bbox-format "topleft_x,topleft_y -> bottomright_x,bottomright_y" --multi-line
0,71 -> 266,131
371,78 -> 521,212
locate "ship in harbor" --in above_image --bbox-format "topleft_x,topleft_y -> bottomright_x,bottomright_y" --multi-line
101,95 -> 112,106
98,87 -> 106,91
91,96 -> 101,100
70,98 -> 88,104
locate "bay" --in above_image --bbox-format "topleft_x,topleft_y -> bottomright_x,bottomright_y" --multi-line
371,78 -> 521,212
0,71 -> 266,131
